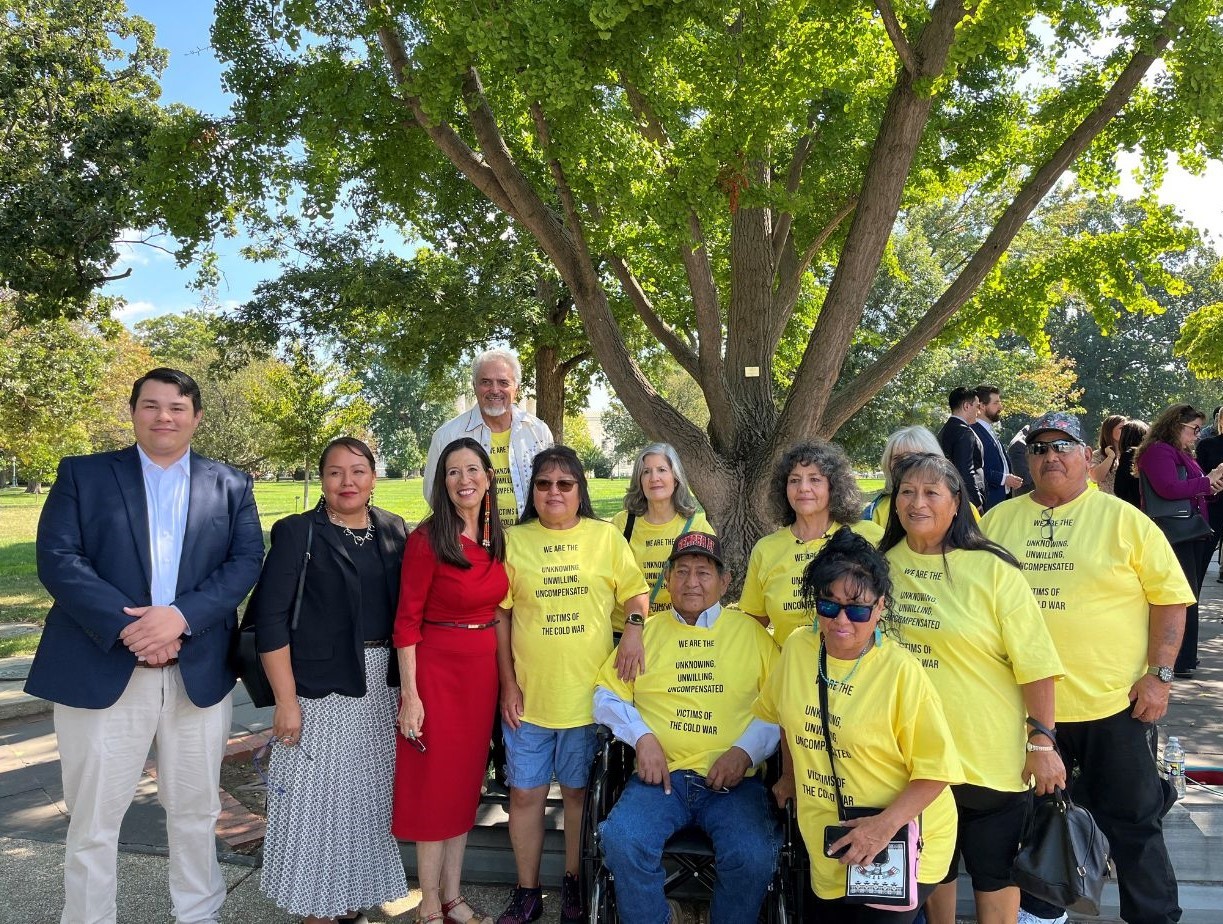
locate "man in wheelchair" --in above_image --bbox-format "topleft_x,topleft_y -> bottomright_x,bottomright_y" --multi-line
593,532 -> 783,923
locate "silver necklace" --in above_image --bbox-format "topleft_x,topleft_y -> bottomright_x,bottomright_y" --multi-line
326,506 -> 375,547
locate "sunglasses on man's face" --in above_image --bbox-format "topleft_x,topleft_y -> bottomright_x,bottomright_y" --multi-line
533,478 -> 578,493
1027,440 -> 1080,456
814,597 -> 877,623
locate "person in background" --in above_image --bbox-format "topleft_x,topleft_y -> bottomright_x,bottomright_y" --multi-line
756,528 -> 964,923
741,441 -> 883,646
972,385 -> 1025,511
595,533 -> 781,924
937,386 -> 986,511
28,368 -> 264,924
1195,406 -> 1223,581
253,437 -> 409,923
860,426 -> 943,527
1134,404 -> 1223,678
422,348 -> 552,793
881,454 -> 1064,924
393,438 -> 509,924
494,447 -> 649,924
1089,414 -> 1127,495
982,412 -> 1194,924
611,442 -> 714,629
1112,419 -> 1150,508
1007,425 -> 1033,495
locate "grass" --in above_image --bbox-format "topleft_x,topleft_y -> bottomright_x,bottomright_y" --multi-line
0,474 -> 884,650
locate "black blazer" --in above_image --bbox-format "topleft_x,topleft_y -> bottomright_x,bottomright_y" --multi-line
248,505 -> 407,698
938,416 -> 986,510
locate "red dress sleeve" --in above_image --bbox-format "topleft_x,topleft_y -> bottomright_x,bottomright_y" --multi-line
394,527 -> 436,648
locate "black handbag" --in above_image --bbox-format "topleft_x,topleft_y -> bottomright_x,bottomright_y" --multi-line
1140,469 -> 1214,544
1011,719 -> 1111,915
236,522 -> 313,709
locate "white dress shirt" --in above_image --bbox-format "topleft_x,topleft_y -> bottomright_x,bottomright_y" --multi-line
137,445 -> 191,620
593,602 -> 780,765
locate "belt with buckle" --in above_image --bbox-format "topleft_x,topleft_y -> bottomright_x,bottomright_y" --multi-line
422,619 -> 499,631
134,658 -> 179,669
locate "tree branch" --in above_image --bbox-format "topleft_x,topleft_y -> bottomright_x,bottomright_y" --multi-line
771,103 -> 821,263
875,0 -> 917,76
822,7 -> 1184,434
605,256 -> 700,379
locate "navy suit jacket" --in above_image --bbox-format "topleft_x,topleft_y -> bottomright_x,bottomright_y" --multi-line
938,416 -> 986,511
27,445 -> 265,709
972,420 -> 1010,511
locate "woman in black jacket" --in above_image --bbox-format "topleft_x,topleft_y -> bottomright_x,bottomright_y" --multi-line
252,437 -> 409,923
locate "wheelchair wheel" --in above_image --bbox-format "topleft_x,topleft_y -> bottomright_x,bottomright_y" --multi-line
588,863 -> 618,922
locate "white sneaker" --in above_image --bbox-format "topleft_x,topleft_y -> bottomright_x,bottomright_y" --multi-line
1017,911 -> 1068,924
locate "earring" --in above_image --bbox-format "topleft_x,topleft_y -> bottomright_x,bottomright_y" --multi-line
367,487 -> 374,510
874,625 -> 883,647
481,490 -> 492,548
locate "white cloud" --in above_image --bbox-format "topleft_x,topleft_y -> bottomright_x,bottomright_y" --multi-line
114,300 -> 183,326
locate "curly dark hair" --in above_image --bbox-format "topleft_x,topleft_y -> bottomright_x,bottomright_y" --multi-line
800,527 -> 893,626
1134,403 -> 1205,469
770,441 -> 863,527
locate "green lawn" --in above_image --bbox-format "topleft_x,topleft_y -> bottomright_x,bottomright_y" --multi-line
0,474 -> 885,652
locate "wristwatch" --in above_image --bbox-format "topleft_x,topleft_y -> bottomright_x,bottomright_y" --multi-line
1025,742 -> 1055,753
625,612 -> 646,628
1148,665 -> 1174,683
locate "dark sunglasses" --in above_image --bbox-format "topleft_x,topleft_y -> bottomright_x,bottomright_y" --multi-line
404,732 -> 427,753
814,597 -> 877,623
1027,440 -> 1080,456
533,478 -> 578,492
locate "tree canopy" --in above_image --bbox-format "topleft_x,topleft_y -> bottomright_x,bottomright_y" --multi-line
195,0 -> 1223,572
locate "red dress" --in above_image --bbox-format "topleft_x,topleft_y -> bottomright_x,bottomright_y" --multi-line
391,527 -> 508,841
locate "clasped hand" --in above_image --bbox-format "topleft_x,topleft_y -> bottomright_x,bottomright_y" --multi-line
120,605 -> 186,663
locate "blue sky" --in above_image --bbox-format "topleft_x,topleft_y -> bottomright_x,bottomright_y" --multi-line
106,4 -> 1223,331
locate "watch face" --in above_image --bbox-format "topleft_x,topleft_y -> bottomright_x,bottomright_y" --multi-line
1159,667 -> 1174,682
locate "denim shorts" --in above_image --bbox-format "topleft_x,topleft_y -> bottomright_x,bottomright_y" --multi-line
502,720 -> 598,789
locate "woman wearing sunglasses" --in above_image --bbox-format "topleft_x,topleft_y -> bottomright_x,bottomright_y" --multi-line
493,446 -> 649,924
755,528 -> 963,923
879,454 -> 1064,924
251,437 -> 408,923
742,441 -> 883,646
391,438 -> 509,924
1135,403 -> 1223,678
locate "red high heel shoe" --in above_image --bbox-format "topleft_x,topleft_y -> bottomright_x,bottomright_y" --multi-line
442,895 -> 493,924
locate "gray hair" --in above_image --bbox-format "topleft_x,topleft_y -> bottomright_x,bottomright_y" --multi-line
471,348 -> 522,388
880,426 -> 943,491
622,442 -> 698,517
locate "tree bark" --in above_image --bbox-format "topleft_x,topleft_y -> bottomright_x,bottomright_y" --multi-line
534,343 -> 566,444
25,481 -> 42,494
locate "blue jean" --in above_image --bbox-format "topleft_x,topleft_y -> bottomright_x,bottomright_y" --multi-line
599,770 -> 781,924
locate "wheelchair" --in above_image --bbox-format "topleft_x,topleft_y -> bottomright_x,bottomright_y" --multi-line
580,726 -> 808,922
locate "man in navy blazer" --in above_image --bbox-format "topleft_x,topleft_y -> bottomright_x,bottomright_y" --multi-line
972,384 -> 1025,511
938,385 -> 987,511
27,368 -> 264,924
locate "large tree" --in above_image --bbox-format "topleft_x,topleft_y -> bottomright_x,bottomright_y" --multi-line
197,0 -> 1223,572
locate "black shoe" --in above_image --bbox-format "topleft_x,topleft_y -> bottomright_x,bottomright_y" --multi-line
496,885 -> 543,924
560,872 -> 583,923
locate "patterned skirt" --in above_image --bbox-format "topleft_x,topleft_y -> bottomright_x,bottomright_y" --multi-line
260,647 -> 408,917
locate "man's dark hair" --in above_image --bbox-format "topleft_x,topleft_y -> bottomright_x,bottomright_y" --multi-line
948,386 -> 976,412
129,368 -> 202,413
974,384 -> 1000,404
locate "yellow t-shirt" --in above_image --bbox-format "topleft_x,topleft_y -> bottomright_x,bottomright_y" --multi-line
753,632 -> 963,899
740,521 -> 885,645
608,510 -> 715,630
502,518 -> 648,728
885,544 -> 1064,791
596,606 -> 778,775
488,429 -> 519,529
981,490 -> 1194,723
864,493 -> 890,529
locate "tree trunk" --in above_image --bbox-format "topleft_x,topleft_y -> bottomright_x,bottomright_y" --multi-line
686,457 -> 772,599
302,463 -> 310,510
534,343 -> 566,444
25,480 -> 42,494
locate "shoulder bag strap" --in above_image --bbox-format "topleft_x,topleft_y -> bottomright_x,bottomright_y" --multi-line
623,512 -> 636,541
648,513 -> 697,605
818,642 -> 850,822
288,522 -> 314,632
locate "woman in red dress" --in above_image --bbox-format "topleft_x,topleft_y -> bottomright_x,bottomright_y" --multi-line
393,437 -> 509,924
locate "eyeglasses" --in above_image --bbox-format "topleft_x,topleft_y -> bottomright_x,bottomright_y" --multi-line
404,731 -> 427,753
814,597 -> 877,623
533,478 -> 577,493
1039,506 -> 1056,541
252,739 -> 314,796
1027,440 -> 1080,456
1183,423 -> 1202,435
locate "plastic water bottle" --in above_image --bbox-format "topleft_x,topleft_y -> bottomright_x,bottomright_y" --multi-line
1166,736 -> 1186,799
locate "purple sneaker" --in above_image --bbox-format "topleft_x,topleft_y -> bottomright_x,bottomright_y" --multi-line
496,885 -> 543,924
560,871 -> 583,922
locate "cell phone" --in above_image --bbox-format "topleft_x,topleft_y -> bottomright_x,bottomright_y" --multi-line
823,825 -> 889,864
